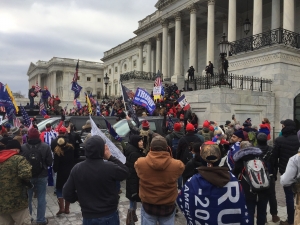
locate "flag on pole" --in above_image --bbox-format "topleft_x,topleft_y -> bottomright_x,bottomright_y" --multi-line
75,99 -> 82,109
96,101 -> 101,116
72,60 -> 79,82
13,117 -> 21,128
85,93 -> 93,115
127,102 -> 140,128
35,81 -> 41,92
71,82 -> 82,99
167,115 -> 175,132
0,83 -> 16,123
177,94 -> 190,111
5,84 -> 19,113
39,101 -> 47,116
102,115 -> 122,141
121,83 -> 134,102
20,106 -> 31,127
154,74 -> 162,87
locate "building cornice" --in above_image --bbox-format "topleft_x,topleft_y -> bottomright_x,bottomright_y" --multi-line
155,0 -> 180,10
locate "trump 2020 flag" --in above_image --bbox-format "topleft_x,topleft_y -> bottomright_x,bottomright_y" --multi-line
133,88 -> 156,115
177,94 -> 190,111
102,115 -> 122,142
71,82 -> 82,99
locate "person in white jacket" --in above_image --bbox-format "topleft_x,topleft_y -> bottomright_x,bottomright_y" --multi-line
280,131 -> 300,225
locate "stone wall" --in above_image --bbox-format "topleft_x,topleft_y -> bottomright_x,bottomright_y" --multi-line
184,88 -> 276,137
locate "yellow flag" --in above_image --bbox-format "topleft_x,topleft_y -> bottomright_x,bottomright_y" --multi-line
5,84 -> 19,113
86,94 -> 93,115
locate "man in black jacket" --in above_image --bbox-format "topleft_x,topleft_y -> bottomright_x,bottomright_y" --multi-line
273,119 -> 300,225
63,135 -> 129,225
21,128 -> 53,225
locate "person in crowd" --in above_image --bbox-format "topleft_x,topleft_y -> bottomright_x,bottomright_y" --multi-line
40,86 -> 51,109
12,127 -> 23,145
124,135 -> 145,225
258,118 -> 271,140
198,120 -> 214,141
53,137 -> 74,215
177,141 -> 249,224
187,66 -> 195,81
223,57 -> 229,75
135,135 -> 184,224
80,120 -> 92,137
280,130 -> 300,225
176,123 -> 202,189
182,142 -> 203,184
68,123 -> 82,161
40,123 -> 58,146
63,136 -> 129,225
224,120 -> 231,131
256,133 -> 280,223
233,141 -> 269,225
127,116 -> 154,154
190,112 -> 198,129
28,85 -> 37,110
0,139 -> 32,225
226,129 -> 245,171
273,119 -> 300,225
165,122 -> 184,158
207,61 -> 214,76
21,127 -> 28,144
21,128 -> 53,225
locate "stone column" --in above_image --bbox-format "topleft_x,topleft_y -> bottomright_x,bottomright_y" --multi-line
151,47 -> 155,73
37,74 -> 41,88
161,19 -> 169,78
53,71 -> 56,96
283,0 -> 295,32
155,34 -> 161,73
188,4 -> 197,73
253,0 -> 263,35
228,0 -> 236,41
206,0 -> 215,65
146,40 -> 151,72
137,42 -> 143,71
173,12 -> 182,77
167,30 -> 172,78
271,0 -> 280,29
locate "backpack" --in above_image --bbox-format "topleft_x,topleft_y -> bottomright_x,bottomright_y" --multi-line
180,139 -> 193,164
202,132 -> 211,141
240,158 -> 270,192
25,143 -> 44,177
171,137 -> 180,158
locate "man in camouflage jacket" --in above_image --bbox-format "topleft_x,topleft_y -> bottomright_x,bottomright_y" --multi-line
0,139 -> 32,224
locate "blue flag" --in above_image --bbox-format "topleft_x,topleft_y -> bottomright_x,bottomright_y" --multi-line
167,116 -> 174,132
76,99 -> 82,109
96,101 -> 101,116
127,102 -> 140,128
71,82 -> 82,99
133,88 -> 156,115
102,116 -> 122,142
39,101 -> 47,116
20,106 -> 31,127
0,83 -> 16,123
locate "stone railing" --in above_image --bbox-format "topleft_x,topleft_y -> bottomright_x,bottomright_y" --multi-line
231,28 -> 300,55
184,73 -> 272,92
120,71 -> 158,82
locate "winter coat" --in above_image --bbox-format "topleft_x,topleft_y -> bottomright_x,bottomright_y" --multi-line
0,150 -> 32,214
124,142 -> 145,202
165,130 -> 185,148
53,145 -> 74,189
257,144 -> 276,177
226,142 -> 240,171
135,151 -> 184,205
258,124 -> 271,140
176,133 -> 202,163
281,153 -> 300,187
182,158 -> 202,184
177,168 -> 249,225
63,136 -> 129,219
198,127 -> 213,141
273,126 -> 300,174
232,146 -> 269,200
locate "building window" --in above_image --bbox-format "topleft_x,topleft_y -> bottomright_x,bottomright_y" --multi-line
115,84 -> 118,95
115,67 -> 118,73
97,91 -> 101,99
133,60 -> 137,67
97,78 -> 101,82
109,69 -> 111,74
87,77 -> 91,81
143,57 -> 146,64
124,64 -> 127,71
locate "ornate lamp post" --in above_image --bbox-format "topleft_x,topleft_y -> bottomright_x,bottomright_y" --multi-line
104,73 -> 109,99
243,0 -> 251,35
218,33 -> 231,84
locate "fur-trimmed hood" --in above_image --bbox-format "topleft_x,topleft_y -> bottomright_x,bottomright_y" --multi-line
233,147 -> 262,162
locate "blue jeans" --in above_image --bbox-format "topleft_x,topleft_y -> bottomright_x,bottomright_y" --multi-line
141,205 -> 175,225
56,189 -> 63,198
177,176 -> 183,190
83,210 -> 119,225
284,186 -> 295,224
28,177 -> 48,223
246,194 -> 268,225
130,201 -> 137,210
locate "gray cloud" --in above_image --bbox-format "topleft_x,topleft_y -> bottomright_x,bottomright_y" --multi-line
0,0 -> 157,95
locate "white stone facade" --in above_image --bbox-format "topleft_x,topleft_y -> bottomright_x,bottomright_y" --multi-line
27,57 -> 104,106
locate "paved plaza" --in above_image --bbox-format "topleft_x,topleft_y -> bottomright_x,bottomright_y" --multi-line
30,176 -> 288,225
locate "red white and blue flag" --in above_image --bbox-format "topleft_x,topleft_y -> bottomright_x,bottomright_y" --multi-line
20,106 -> 31,127
39,101 -> 47,116
177,94 -> 190,111
73,60 -> 79,82
35,81 -> 41,92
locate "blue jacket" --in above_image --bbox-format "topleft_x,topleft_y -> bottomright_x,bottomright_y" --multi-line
226,142 -> 240,171
177,170 -> 249,225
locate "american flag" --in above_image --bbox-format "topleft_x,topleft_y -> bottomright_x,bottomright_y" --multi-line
0,106 -> 5,112
39,101 -> 47,116
154,71 -> 162,87
13,117 -> 22,128
73,60 -> 79,82
35,81 -> 41,92
20,106 -> 31,127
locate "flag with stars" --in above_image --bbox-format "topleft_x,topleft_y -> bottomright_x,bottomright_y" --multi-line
96,101 -> 101,116
20,106 -> 31,127
71,81 -> 82,99
35,81 -> 41,92
39,100 -> 47,116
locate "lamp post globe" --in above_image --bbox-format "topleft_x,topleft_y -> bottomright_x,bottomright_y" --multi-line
104,73 -> 109,99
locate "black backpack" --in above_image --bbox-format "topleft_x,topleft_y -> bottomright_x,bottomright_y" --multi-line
180,139 -> 193,164
25,143 -> 44,177
171,137 -> 180,158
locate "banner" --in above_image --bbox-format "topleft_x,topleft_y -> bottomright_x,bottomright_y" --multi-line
153,86 -> 161,96
133,88 -> 156,115
177,94 -> 190,111
5,84 -> 19,113
85,93 -> 93,115
71,82 -> 82,99
90,116 -> 126,164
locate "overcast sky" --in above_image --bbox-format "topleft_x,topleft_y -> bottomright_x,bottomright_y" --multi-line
0,0 -> 157,96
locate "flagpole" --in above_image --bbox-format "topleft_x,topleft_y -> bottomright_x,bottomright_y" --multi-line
119,81 -> 127,112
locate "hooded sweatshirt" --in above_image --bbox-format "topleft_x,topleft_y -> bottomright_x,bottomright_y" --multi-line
281,153 -> 300,187
135,150 -> 184,205
63,136 -> 129,219
177,168 -> 249,225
